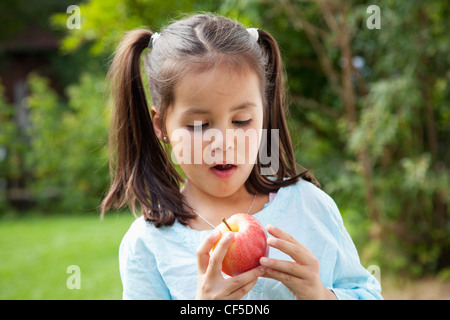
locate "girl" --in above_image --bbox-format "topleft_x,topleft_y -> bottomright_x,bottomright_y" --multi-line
102,14 -> 382,300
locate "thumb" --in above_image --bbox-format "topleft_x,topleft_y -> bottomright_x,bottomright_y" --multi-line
196,229 -> 221,275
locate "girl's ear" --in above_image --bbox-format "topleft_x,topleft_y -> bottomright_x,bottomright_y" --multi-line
151,106 -> 165,142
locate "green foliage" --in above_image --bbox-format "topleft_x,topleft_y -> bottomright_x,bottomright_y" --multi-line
218,0 -> 450,276
25,72 -> 110,212
50,0 -> 220,55
347,1 -> 450,275
0,83 -> 23,211
0,84 -> 18,179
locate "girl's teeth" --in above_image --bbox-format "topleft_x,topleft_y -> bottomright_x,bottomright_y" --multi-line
215,165 -> 232,170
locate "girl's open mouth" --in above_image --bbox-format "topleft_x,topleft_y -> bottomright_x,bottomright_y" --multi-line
210,164 -> 237,178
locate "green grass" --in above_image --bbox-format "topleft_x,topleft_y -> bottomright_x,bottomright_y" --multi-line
0,212 -> 135,299
2,212 -> 448,300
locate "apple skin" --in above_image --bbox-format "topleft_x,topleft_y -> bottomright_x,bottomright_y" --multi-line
212,213 -> 268,277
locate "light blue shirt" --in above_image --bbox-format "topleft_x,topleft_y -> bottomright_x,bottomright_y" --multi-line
119,179 -> 383,300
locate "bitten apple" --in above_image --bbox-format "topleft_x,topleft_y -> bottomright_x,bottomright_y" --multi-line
212,213 -> 268,276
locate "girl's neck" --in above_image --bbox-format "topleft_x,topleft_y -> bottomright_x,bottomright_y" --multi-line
181,180 -> 267,230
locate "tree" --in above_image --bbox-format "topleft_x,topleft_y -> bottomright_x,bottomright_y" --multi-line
24,72 -> 111,212
240,0 -> 449,275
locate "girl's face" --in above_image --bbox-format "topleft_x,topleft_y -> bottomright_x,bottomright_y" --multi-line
161,65 -> 264,198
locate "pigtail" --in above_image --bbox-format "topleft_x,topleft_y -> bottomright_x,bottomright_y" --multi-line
101,29 -> 194,226
258,30 -> 296,176
248,30 -> 319,190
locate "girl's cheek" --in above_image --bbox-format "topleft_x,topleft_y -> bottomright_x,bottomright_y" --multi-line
169,130 -> 209,166
233,128 -> 261,165
168,129 -> 194,166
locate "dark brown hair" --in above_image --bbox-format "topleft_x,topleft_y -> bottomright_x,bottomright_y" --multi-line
101,14 -> 317,227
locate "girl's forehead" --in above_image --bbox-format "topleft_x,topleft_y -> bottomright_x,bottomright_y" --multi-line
173,65 -> 263,111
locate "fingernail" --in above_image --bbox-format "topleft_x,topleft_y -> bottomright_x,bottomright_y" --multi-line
260,257 -> 269,264
258,266 -> 266,273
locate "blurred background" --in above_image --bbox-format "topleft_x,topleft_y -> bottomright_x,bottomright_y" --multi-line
0,0 -> 448,299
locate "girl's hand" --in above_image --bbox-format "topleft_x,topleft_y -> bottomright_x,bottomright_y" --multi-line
195,230 -> 266,300
259,225 -> 337,300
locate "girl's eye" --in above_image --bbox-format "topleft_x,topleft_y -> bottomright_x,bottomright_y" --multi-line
233,119 -> 251,127
186,120 -> 251,130
187,123 -> 208,131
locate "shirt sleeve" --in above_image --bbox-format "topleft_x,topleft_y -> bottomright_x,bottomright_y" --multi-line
119,222 -> 171,300
325,197 -> 383,300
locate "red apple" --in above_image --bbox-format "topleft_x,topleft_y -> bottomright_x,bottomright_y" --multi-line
212,213 -> 268,276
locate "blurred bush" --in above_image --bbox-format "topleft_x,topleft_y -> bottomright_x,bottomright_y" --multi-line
26,72 -> 110,212
0,73 -> 110,213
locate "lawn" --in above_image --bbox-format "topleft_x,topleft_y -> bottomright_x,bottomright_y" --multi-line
0,212 -> 135,299
2,212 -> 449,300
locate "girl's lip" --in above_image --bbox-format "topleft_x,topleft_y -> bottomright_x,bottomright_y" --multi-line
210,165 -> 237,178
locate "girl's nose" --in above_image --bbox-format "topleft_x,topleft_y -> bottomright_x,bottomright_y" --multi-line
208,127 -> 233,152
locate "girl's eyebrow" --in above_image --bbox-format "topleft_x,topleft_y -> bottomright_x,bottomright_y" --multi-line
182,108 -> 209,116
183,102 -> 257,116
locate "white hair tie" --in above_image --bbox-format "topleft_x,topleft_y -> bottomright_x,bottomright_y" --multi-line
149,32 -> 160,48
247,28 -> 259,42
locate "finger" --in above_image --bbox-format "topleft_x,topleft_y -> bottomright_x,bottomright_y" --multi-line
259,256 -> 306,279
227,278 -> 258,300
266,237 -> 311,265
207,232 -> 234,275
266,224 -> 302,247
226,266 -> 266,299
261,266 -> 302,288
266,225 -> 313,264
229,265 -> 266,289
196,229 -> 222,274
